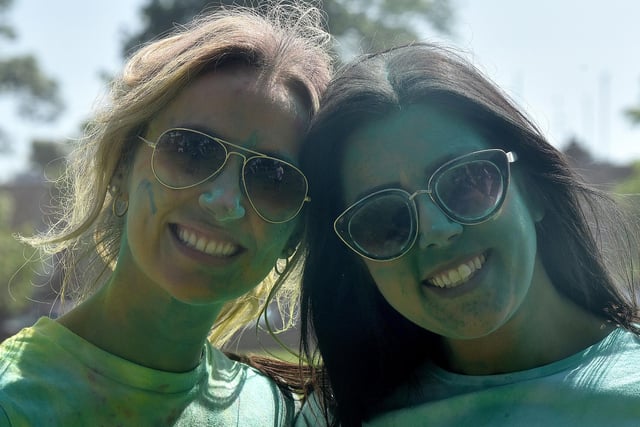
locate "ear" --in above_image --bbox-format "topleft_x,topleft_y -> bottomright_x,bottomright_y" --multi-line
108,162 -> 131,197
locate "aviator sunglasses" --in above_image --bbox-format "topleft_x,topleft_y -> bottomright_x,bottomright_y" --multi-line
139,127 -> 310,223
334,149 -> 518,261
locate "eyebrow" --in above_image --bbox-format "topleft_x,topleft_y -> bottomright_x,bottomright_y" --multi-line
350,148 -> 480,201
353,181 -> 404,202
422,148 -> 479,177
173,123 -> 297,163
179,123 -> 226,140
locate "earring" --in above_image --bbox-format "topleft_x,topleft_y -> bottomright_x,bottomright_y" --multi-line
274,256 -> 289,275
112,191 -> 129,217
274,247 -> 296,275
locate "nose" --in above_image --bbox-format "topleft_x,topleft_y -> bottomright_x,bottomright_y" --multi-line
198,154 -> 246,222
415,196 -> 462,250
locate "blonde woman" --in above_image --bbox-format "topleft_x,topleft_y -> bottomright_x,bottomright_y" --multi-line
0,2 -> 331,425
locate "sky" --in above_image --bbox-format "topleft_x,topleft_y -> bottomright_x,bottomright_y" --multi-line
1,0 -> 640,182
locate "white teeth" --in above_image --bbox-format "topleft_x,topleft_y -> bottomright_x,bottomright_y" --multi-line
204,240 -> 236,256
196,237 -> 207,252
473,257 -> 481,269
428,254 -> 486,289
459,263 -> 472,280
177,226 -> 239,257
448,269 -> 461,284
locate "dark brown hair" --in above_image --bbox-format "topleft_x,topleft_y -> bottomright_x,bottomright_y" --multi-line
299,42 -> 640,426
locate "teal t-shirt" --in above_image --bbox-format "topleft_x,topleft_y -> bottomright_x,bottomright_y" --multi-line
0,317 -> 293,426
296,327 -> 640,427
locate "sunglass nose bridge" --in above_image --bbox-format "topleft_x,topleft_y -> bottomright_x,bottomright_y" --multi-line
408,189 -> 433,201
208,151 -> 245,183
225,150 -> 249,162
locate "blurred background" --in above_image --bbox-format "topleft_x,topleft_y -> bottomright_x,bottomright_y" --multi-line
1,0 -> 639,349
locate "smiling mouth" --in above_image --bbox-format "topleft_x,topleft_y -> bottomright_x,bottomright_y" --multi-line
173,224 -> 241,257
426,253 -> 487,289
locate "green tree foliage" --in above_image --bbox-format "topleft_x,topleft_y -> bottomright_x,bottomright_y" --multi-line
625,106 -> 640,125
0,0 -> 14,38
613,162 -> 640,245
614,160 -> 640,194
29,139 -> 69,180
122,0 -> 454,58
0,0 -> 63,152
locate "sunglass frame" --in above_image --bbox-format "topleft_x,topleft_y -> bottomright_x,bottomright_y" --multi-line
334,149 -> 517,261
139,127 -> 310,223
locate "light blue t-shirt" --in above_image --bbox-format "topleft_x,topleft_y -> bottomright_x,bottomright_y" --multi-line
0,317 -> 293,426
296,327 -> 640,426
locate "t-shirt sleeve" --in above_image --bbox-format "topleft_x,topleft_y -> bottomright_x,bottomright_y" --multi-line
295,392 -> 329,427
0,404 -> 11,427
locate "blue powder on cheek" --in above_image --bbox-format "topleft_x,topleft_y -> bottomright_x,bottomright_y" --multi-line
138,180 -> 157,215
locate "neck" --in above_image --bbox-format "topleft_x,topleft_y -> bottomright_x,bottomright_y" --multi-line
58,273 -> 223,373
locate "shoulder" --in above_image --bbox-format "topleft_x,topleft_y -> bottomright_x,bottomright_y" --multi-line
207,344 -> 286,389
364,328 -> 640,426
205,344 -> 295,424
0,405 -> 10,427
577,326 -> 640,387
577,326 -> 640,369
295,391 -> 330,427
0,317 -> 73,425
0,317 -> 61,377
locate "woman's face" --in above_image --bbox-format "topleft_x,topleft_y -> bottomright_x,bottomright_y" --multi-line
340,104 -> 543,340
117,67 -> 307,305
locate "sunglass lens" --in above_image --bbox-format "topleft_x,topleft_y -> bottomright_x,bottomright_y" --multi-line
244,158 -> 307,222
348,193 -> 414,259
435,160 -> 504,222
154,130 -> 226,188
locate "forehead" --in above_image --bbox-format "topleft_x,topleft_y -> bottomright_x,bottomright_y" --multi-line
149,67 -> 308,157
341,104 -> 491,198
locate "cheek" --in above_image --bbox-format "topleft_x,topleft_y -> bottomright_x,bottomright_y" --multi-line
490,191 -> 540,295
122,180 -> 159,255
126,176 -> 167,223
235,222 -> 296,293
502,192 -> 539,249
126,150 -> 163,214
124,177 -> 178,250
365,262 -> 413,298
252,221 -> 297,263
134,178 -> 159,215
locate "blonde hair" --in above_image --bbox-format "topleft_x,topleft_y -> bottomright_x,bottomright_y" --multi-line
24,1 -> 333,347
